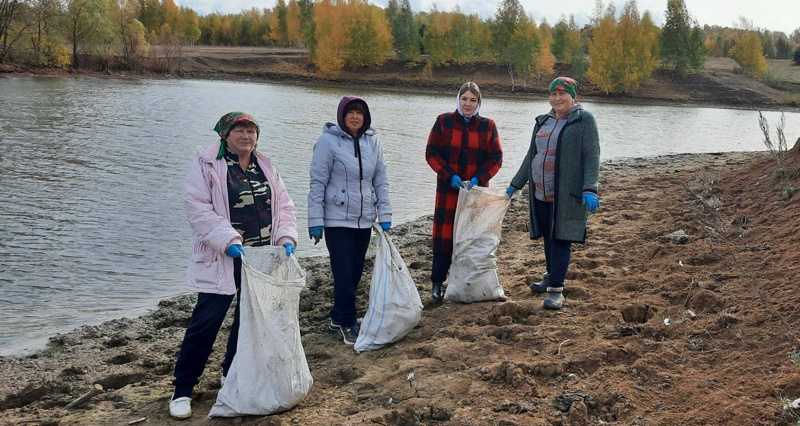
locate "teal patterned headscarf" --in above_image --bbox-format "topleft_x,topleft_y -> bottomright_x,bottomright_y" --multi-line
213,112 -> 260,159
549,77 -> 579,99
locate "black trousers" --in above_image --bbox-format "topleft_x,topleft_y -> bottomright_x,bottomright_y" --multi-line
172,258 -> 241,398
431,251 -> 452,284
534,198 -> 571,288
325,227 -> 372,328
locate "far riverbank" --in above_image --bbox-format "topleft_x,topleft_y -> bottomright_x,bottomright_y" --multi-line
3,47 -> 799,111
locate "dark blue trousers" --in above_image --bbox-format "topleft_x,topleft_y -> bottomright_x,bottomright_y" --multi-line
172,257 -> 241,398
325,227 -> 372,328
534,198 -> 571,288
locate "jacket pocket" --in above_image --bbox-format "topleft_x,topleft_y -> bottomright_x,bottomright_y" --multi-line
189,249 -> 220,290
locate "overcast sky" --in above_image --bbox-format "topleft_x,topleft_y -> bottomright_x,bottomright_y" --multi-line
174,0 -> 799,35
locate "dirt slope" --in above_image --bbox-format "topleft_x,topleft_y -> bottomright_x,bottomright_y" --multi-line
2,145 -> 800,425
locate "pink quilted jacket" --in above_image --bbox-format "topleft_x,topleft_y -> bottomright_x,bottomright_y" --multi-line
183,143 -> 298,295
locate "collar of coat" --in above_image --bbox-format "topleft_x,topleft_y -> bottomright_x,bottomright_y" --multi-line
535,108 -> 584,126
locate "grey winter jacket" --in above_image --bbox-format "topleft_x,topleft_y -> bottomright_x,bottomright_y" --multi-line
510,106 -> 600,243
307,122 -> 392,229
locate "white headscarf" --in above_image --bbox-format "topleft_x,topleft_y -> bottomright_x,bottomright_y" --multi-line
456,88 -> 481,119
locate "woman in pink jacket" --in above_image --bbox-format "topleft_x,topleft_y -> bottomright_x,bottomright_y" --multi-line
169,112 -> 299,420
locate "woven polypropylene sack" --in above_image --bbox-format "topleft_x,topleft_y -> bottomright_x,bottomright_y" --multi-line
354,224 -> 423,352
444,187 -> 510,303
209,246 -> 312,417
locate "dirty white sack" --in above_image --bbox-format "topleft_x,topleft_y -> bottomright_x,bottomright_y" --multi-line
209,246 -> 312,417
445,187 -> 510,303
355,224 -> 423,352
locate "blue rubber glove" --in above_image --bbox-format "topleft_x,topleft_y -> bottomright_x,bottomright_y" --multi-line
450,175 -> 463,190
582,193 -> 600,212
467,177 -> 479,190
225,244 -> 245,258
283,242 -> 295,256
379,222 -> 391,232
308,226 -> 323,245
506,186 -> 516,198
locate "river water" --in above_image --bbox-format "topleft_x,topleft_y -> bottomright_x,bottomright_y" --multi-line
1,76 -> 798,356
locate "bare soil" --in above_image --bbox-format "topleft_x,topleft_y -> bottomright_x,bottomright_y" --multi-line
4,46 -> 800,109
3,140 -> 800,425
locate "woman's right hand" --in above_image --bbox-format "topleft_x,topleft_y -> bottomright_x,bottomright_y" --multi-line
225,244 -> 245,258
506,186 -> 516,198
450,175 -> 463,189
309,226 -> 324,245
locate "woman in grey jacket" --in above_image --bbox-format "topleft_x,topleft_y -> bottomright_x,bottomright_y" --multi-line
506,77 -> 600,310
307,96 -> 392,345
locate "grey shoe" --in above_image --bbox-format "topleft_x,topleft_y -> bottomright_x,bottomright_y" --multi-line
530,273 -> 549,294
543,286 -> 564,309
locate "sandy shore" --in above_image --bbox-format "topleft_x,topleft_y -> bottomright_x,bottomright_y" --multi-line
2,148 -> 800,425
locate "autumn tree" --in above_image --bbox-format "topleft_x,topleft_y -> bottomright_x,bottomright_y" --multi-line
345,3 -> 391,67
508,14 -> 540,90
587,0 -> 659,94
286,0 -> 300,44
271,0 -> 288,45
420,6 -> 451,66
729,31 -> 766,77
531,38 -> 555,83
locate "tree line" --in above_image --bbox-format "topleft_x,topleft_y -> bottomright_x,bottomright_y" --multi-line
2,0 -> 799,93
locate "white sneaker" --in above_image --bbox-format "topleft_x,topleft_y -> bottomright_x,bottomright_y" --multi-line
169,396 -> 192,419
220,374 -> 226,387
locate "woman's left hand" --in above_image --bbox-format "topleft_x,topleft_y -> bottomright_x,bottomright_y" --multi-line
379,222 -> 391,231
467,177 -> 479,190
283,242 -> 296,256
582,193 -> 600,212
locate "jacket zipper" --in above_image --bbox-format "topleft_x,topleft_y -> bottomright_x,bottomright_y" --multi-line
355,136 -> 366,227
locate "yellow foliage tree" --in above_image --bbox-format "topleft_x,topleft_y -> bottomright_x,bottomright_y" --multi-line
287,0 -> 301,44
312,0 -> 391,75
345,4 -> 393,67
729,31 -> 766,77
587,8 -> 659,94
421,9 -> 453,66
531,41 -> 555,83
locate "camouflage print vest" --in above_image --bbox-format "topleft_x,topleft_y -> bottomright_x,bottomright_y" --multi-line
224,148 -> 272,247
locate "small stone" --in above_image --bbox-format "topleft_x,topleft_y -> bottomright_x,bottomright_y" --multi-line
666,230 -> 689,244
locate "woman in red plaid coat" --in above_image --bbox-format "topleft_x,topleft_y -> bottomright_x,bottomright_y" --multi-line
425,82 -> 503,302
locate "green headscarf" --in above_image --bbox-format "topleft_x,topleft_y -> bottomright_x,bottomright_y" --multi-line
549,77 -> 579,99
213,112 -> 260,159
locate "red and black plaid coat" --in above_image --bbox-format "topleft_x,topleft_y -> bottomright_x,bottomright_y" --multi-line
425,111 -> 503,255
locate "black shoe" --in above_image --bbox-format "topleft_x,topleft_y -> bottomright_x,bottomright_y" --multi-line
330,318 -> 362,331
432,283 -> 444,302
339,324 -> 360,345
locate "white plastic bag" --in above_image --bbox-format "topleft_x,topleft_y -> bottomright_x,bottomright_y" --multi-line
354,224 -> 423,352
445,187 -> 510,303
209,246 -> 312,417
